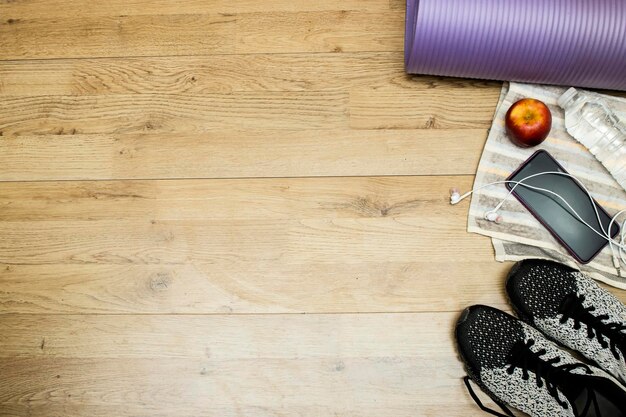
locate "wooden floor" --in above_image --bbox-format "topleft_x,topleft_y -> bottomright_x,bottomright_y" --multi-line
3,1 -> 625,416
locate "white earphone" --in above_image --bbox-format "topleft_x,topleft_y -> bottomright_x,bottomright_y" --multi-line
450,170 -> 626,276
483,210 -> 502,224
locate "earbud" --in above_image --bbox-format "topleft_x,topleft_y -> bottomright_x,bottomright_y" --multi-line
450,188 -> 461,205
451,187 -> 503,224
451,186 -> 503,223
484,211 -> 502,224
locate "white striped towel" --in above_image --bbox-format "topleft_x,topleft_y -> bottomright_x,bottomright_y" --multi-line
468,82 -> 626,289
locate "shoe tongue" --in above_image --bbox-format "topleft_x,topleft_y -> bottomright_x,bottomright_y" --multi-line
556,373 -> 601,417
557,373 -> 586,407
567,376 -> 626,417
571,386 -> 594,417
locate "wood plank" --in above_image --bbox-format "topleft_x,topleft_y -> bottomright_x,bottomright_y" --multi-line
0,313 -> 463,358
0,14 -> 236,60
0,129 -> 487,181
350,85 -> 501,129
0,0 -> 392,19
0,92 -> 348,136
0,261 -> 510,314
0,176 -> 487,265
0,176 -> 477,221
235,11 -> 403,54
0,360 -> 481,416
0,313 -> 488,417
0,212 -> 490,266
0,52 -> 410,96
0,11 -> 403,60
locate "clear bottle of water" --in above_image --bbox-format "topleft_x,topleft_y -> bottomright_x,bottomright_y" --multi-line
558,88 -> 626,191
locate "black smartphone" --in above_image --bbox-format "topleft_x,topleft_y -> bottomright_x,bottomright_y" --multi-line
506,150 -> 619,264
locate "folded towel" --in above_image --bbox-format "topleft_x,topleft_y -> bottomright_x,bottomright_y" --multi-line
468,82 -> 626,288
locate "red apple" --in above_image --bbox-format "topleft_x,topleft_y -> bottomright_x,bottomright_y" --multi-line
505,98 -> 552,147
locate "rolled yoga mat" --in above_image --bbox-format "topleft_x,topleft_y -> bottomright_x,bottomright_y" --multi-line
404,0 -> 626,91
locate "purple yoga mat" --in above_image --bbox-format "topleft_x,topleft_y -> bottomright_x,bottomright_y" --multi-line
405,0 -> 626,91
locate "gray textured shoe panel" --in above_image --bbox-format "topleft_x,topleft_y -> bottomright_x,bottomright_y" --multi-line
479,324 -> 592,417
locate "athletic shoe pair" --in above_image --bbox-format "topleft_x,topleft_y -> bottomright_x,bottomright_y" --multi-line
456,259 -> 626,417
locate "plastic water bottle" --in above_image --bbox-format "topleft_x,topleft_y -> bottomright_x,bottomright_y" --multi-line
558,88 -> 626,191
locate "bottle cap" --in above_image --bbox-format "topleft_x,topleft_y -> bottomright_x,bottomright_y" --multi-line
558,87 -> 579,109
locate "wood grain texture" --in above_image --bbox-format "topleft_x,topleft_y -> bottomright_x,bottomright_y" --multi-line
0,52 -> 407,96
235,11 -> 403,54
0,207 -> 488,266
0,92 -> 349,136
0,175 -> 510,314
1,11 -> 403,60
0,313 -> 490,417
0,313 -> 469,358
0,83 -> 498,138
0,261 -> 510,314
388,0 -> 406,10
0,14 -> 236,60
0,0 -> 392,19
0,176 -> 480,221
350,85 -> 501,129
0,130 -> 487,181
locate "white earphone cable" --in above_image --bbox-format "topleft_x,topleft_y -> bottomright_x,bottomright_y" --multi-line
450,171 -> 626,275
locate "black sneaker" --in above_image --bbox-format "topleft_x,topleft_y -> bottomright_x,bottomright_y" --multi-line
456,305 -> 626,417
507,259 -> 626,385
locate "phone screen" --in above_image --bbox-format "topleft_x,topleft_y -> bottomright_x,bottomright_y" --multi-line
506,150 -> 619,264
